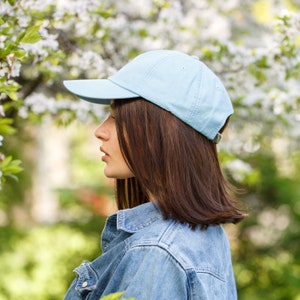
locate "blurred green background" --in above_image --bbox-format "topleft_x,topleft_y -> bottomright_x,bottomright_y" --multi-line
0,0 -> 299,299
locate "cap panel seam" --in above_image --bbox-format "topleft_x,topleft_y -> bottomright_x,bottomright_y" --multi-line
186,66 -> 205,134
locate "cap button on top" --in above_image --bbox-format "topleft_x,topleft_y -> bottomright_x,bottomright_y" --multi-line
82,281 -> 88,288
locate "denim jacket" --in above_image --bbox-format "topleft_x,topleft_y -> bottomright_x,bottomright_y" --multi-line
64,202 -> 237,300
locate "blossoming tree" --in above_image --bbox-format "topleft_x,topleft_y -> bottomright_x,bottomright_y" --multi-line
1,0 -> 300,299
0,0 -> 299,188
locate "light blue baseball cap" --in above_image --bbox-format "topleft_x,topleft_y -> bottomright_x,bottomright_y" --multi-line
63,50 -> 233,143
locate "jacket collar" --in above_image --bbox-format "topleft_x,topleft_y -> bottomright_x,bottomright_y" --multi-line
116,202 -> 162,233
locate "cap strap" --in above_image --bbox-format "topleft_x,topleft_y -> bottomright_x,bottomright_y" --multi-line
213,132 -> 222,144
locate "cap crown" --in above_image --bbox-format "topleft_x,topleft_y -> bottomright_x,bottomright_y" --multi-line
109,50 -> 233,141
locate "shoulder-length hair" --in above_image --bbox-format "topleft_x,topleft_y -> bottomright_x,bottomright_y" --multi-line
113,98 -> 246,229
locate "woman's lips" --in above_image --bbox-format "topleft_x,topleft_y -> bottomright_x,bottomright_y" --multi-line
100,147 -> 109,161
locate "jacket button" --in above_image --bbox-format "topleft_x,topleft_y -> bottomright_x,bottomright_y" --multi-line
82,281 -> 88,288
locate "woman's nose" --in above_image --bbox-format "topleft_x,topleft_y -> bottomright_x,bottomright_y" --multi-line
94,122 -> 109,141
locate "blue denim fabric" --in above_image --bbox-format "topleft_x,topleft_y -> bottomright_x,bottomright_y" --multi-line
64,202 -> 237,300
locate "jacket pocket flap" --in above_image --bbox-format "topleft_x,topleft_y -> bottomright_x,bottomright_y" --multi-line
74,261 -> 98,297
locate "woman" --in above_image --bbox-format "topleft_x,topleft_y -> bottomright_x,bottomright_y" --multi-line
63,50 -> 246,299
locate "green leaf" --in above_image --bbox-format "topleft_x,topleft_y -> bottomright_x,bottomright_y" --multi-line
0,83 -> 21,99
201,47 -> 213,60
100,291 -> 135,300
0,118 -> 16,135
14,49 -> 27,59
0,156 -> 23,180
19,23 -> 42,44
6,173 -> 19,181
3,0 -> 15,5
138,28 -> 148,38
4,163 -> 23,175
100,292 -> 125,300
0,156 -> 12,168
7,91 -> 19,101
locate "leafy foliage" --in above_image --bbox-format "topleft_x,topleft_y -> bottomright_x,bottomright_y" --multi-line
0,225 -> 99,300
0,0 -> 299,299
0,0 -> 299,188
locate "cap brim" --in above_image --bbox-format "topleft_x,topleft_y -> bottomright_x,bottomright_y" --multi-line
63,79 -> 139,104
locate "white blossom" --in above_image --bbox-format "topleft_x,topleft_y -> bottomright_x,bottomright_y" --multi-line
0,36 -> 6,48
0,62 -> 8,77
18,106 -> 29,119
225,159 -> 253,182
18,15 -> 30,28
6,54 -> 16,67
24,93 -> 57,114
247,206 -> 291,247
0,105 -> 5,117
21,92 -> 104,122
0,0 -> 299,185
20,0 -> 56,12
10,60 -> 21,77
0,2 -> 15,15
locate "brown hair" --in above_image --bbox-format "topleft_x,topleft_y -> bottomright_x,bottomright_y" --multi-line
114,98 -> 246,229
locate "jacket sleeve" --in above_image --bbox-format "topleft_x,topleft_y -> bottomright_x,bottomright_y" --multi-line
101,245 -> 189,300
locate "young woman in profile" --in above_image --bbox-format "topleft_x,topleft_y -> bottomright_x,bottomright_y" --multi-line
63,50 -> 247,300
